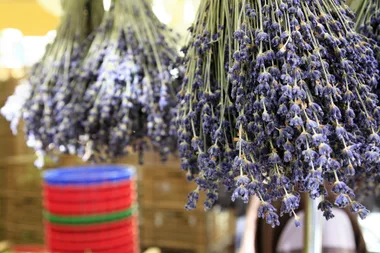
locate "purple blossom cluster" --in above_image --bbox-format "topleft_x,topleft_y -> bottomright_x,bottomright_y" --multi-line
10,0 -> 104,167
176,0 -> 380,227
3,0 -> 181,165
355,0 -> 380,98
355,0 -> 379,62
58,0 -> 181,163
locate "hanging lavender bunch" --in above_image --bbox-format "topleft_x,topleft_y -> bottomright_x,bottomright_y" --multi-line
1,0 -> 104,167
55,0 -> 181,163
353,0 -> 380,199
177,0 -> 379,227
355,0 -> 379,60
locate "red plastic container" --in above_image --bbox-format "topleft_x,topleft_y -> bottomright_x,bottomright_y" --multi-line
43,194 -> 136,215
44,216 -> 137,232
45,218 -> 137,242
43,189 -> 134,203
46,226 -> 134,242
46,233 -> 137,251
49,243 -> 138,253
45,216 -> 138,253
44,166 -> 139,253
43,181 -> 135,202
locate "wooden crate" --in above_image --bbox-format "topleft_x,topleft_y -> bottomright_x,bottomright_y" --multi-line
4,193 -> 43,224
0,76 -> 41,244
0,196 -> 5,240
0,135 -> 30,157
0,117 -> 13,136
140,173 -> 195,208
141,207 -> 206,234
54,155 -> 86,167
0,153 -> 87,244
12,134 -> 34,156
4,222 -> 43,244
0,163 -> 42,192
1,191 -> 44,244
0,78 -> 19,100
137,153 -> 199,209
140,206 -> 235,253
137,153 -> 236,253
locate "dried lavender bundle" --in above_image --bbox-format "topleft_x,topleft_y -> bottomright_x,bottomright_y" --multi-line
1,0 -> 104,167
355,0 -> 379,61
177,0 -> 380,227
354,0 -> 380,198
55,0 -> 181,163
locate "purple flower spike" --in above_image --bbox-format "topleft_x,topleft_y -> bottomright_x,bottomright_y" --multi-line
177,0 -> 380,227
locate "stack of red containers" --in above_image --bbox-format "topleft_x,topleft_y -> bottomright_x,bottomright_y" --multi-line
42,165 -> 138,253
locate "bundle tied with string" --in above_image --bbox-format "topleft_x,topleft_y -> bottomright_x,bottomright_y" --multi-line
55,0 -> 181,163
176,0 -> 380,227
1,0 -> 104,167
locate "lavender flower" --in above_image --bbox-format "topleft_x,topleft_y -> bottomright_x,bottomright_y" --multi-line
3,0 -> 182,164
355,0 -> 379,62
177,0 -> 380,226
1,0 -> 104,167
71,0 -> 181,163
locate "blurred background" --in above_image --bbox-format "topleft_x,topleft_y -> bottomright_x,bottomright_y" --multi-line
0,0 -> 379,253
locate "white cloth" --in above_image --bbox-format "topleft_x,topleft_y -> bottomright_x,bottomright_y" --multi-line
277,208 -> 356,252
240,199 -> 356,253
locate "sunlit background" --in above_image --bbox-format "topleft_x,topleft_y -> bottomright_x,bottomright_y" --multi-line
0,0 -> 199,69
0,1 -> 379,253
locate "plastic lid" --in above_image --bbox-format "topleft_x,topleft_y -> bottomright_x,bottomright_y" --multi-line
43,165 -> 135,185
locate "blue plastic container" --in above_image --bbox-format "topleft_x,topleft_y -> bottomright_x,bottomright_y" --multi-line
43,165 -> 135,186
